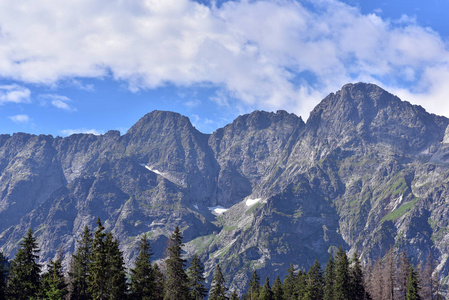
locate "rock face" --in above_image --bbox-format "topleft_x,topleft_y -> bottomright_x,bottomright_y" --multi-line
1,83 -> 449,291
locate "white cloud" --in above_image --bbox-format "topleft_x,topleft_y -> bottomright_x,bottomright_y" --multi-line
0,85 -> 31,104
60,128 -> 104,136
0,0 -> 448,118
8,114 -> 31,123
39,94 -> 76,111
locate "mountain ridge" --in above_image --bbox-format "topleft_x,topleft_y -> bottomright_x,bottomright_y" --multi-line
1,82 -> 449,292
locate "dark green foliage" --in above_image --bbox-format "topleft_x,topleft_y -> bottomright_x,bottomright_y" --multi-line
6,228 -> 41,300
334,246 -> 350,300
272,275 -> 283,300
258,277 -> 273,300
247,270 -> 260,300
40,255 -> 68,300
0,252 -> 7,300
406,266 -> 421,300
130,234 -> 155,300
294,270 -> 306,298
153,264 -> 165,300
283,263 -> 296,300
323,255 -> 334,300
209,264 -> 228,300
304,260 -> 324,300
88,218 -> 127,300
69,225 -> 92,300
230,289 -> 239,300
187,254 -> 208,300
349,252 -> 365,300
164,226 -> 189,300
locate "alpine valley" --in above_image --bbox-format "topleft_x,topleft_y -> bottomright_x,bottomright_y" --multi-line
1,82 -> 449,291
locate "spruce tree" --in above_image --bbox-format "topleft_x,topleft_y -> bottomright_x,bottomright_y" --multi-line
272,275 -> 283,300
323,255 -> 335,300
40,255 -> 68,300
283,263 -> 296,300
209,264 -> 228,300
88,218 -> 108,300
187,254 -> 208,300
294,270 -> 306,299
258,277 -> 273,300
247,270 -> 260,300
153,263 -> 165,300
7,228 -> 41,300
0,252 -> 7,300
230,289 -> 239,300
130,234 -> 155,300
350,252 -> 365,300
406,266 -> 421,300
304,260 -> 324,300
69,225 -> 92,300
334,246 -> 350,300
164,226 -> 189,300
103,233 -> 127,299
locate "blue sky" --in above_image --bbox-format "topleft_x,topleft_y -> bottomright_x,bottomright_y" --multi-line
0,0 -> 448,136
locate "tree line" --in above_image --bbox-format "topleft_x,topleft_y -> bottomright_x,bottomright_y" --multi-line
0,218 -> 444,299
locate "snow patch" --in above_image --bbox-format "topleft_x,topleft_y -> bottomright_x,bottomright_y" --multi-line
245,198 -> 262,206
194,204 -> 199,210
140,164 -> 163,176
208,205 -> 229,214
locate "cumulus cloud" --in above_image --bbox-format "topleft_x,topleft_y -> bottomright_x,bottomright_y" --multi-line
0,0 -> 448,117
39,94 -> 76,111
60,128 -> 104,136
8,114 -> 31,123
0,85 -> 31,104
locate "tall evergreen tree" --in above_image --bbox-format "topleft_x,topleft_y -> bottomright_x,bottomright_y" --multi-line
283,263 -> 296,300
247,270 -> 260,300
406,266 -> 421,300
230,290 -> 239,300
103,233 -> 127,299
187,254 -> 208,300
40,255 -> 68,300
294,270 -> 306,299
334,246 -> 350,300
88,218 -> 108,300
6,228 -> 41,300
164,226 -> 189,300
304,260 -> 324,300
130,234 -> 155,300
153,264 -> 165,300
272,275 -> 283,300
323,255 -> 335,300
69,225 -> 92,300
350,252 -> 365,300
258,277 -> 273,300
209,264 -> 228,300
0,252 -> 7,300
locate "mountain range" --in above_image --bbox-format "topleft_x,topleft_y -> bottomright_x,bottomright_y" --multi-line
1,82 -> 449,291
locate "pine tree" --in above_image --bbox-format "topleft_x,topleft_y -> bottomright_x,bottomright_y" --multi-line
334,246 -> 350,300
0,252 -> 7,300
88,218 -> 108,300
258,277 -> 273,300
323,255 -> 335,300
187,254 -> 208,300
247,270 -> 260,300
40,255 -> 68,300
398,251 -> 411,300
283,263 -> 296,300
7,228 -> 41,300
153,263 -> 165,300
164,226 -> 189,300
294,270 -> 306,298
209,264 -> 228,300
69,225 -> 92,300
103,233 -> 127,299
272,275 -> 283,300
349,252 -> 365,300
130,234 -> 155,300
406,266 -> 421,300
304,260 -> 324,300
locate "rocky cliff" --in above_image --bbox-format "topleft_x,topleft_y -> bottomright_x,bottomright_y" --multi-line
1,83 -> 449,291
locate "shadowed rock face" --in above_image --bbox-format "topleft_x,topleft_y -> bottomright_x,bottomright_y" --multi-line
1,82 -> 449,292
